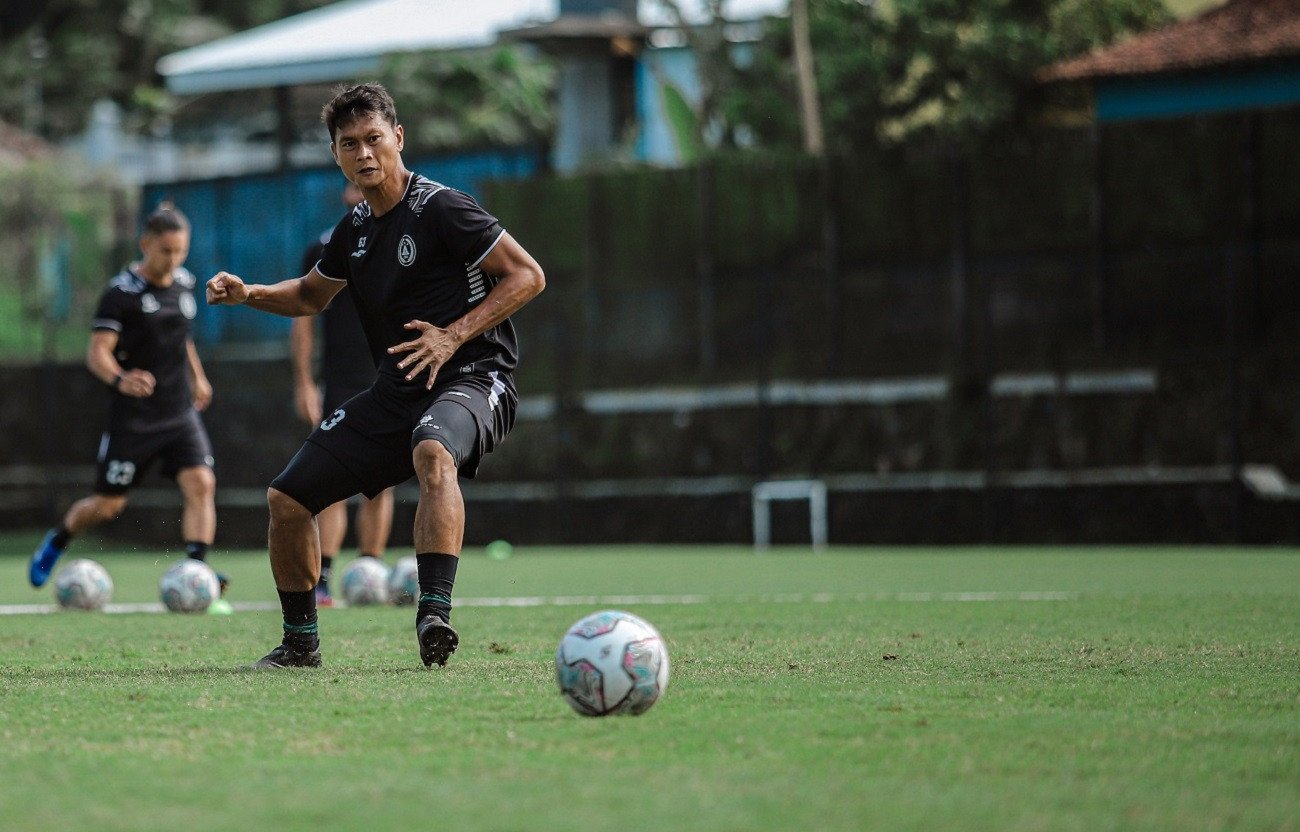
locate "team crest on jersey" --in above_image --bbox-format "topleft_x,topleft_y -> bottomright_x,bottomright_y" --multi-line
180,292 -> 197,319
141,294 -> 161,314
398,235 -> 417,266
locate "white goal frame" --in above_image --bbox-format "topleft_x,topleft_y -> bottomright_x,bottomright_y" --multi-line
752,479 -> 828,552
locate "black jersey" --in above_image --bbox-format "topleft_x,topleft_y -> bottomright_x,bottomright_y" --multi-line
302,229 -> 377,390
316,174 -> 515,391
91,267 -> 199,432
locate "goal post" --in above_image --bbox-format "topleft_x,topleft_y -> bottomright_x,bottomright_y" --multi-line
752,479 -> 828,552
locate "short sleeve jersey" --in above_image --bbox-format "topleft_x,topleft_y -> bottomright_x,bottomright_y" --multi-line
301,229 -> 377,390
316,175 -> 515,390
91,267 -> 199,432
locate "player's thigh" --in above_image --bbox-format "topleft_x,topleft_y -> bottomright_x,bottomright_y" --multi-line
273,393 -> 413,515
158,412 -> 216,482
411,374 -> 517,479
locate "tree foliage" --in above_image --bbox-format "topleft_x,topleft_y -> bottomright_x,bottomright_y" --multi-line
725,0 -> 1171,153
0,0 -> 335,138
377,47 -> 555,153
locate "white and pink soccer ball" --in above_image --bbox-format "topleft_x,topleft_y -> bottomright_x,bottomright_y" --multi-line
555,610 -> 670,717
159,559 -> 221,613
54,559 -> 114,611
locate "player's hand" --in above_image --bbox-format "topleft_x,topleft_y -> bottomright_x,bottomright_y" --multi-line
294,381 -> 323,425
206,272 -> 249,305
389,320 -> 459,390
118,369 -> 156,398
192,376 -> 213,412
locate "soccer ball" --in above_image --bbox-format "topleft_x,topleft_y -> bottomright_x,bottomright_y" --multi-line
387,556 -> 419,606
555,610 -> 670,717
340,557 -> 390,606
53,559 -> 113,611
159,559 -> 220,613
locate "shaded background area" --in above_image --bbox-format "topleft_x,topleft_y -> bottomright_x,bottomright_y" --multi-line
4,106 -> 1299,547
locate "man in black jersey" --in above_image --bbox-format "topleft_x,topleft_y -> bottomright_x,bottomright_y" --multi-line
291,182 -> 394,607
207,83 -> 545,668
30,205 -> 228,605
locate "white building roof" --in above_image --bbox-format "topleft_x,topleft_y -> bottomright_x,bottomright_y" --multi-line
158,0 -> 787,94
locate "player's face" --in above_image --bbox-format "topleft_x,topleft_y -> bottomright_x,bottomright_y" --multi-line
138,229 -> 190,282
331,113 -> 404,189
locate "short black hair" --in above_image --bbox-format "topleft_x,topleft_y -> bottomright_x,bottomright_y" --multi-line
321,83 -> 398,142
143,202 -> 190,236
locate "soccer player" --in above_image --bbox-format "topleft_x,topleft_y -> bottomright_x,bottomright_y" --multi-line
291,182 -> 395,607
30,204 -> 229,605
206,83 -> 545,669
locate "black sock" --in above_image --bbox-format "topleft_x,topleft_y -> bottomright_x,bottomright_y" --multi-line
416,552 -> 458,624
51,525 -> 73,550
185,541 -> 208,562
319,555 -> 334,591
277,589 -> 319,650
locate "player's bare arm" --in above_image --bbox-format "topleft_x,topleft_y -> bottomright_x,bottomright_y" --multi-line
388,232 -> 545,388
185,338 -> 213,412
289,316 -> 323,425
86,329 -> 155,398
206,268 -> 343,317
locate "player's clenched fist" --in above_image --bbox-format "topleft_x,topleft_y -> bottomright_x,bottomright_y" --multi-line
206,271 -> 249,305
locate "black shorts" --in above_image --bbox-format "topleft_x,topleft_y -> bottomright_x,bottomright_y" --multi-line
321,381 -> 371,416
94,410 -> 214,495
271,371 -> 516,515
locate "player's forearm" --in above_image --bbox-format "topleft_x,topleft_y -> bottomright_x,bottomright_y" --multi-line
448,266 -> 545,346
85,346 -> 122,387
185,341 -> 206,379
289,317 -> 315,384
245,278 -> 327,317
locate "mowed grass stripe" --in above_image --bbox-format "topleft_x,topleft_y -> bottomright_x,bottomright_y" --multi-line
0,590 -> 1084,616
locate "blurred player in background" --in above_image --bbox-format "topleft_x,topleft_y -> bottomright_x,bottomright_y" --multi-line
30,204 -> 230,608
291,182 -> 395,607
207,83 -> 544,669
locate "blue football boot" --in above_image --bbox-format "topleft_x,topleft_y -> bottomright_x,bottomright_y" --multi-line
29,530 -> 66,588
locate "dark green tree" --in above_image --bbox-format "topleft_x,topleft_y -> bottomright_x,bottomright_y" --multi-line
725,0 -> 1171,153
377,47 -> 555,153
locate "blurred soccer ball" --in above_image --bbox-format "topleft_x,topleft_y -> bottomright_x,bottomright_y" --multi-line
556,610 -> 670,717
159,559 -> 220,613
54,559 -> 114,611
387,556 -> 419,606
340,557 -> 390,606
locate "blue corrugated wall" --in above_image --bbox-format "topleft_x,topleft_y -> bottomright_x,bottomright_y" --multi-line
142,146 -> 543,346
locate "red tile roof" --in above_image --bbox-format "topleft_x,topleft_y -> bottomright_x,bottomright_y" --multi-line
1039,0 -> 1300,82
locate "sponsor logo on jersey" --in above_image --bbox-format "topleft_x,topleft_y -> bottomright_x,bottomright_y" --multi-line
398,235 -> 417,267
321,409 -> 346,431
141,294 -> 161,314
418,415 -> 441,430
352,236 -> 368,258
180,292 -> 197,319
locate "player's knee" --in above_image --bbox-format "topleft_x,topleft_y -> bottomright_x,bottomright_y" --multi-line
267,487 -> 312,524
179,466 -> 216,500
95,495 -> 128,521
413,439 -> 457,491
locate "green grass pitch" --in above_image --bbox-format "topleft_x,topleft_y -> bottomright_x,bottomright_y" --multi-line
0,540 -> 1296,831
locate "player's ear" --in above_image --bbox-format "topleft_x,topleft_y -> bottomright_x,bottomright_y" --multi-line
395,123 -> 404,152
